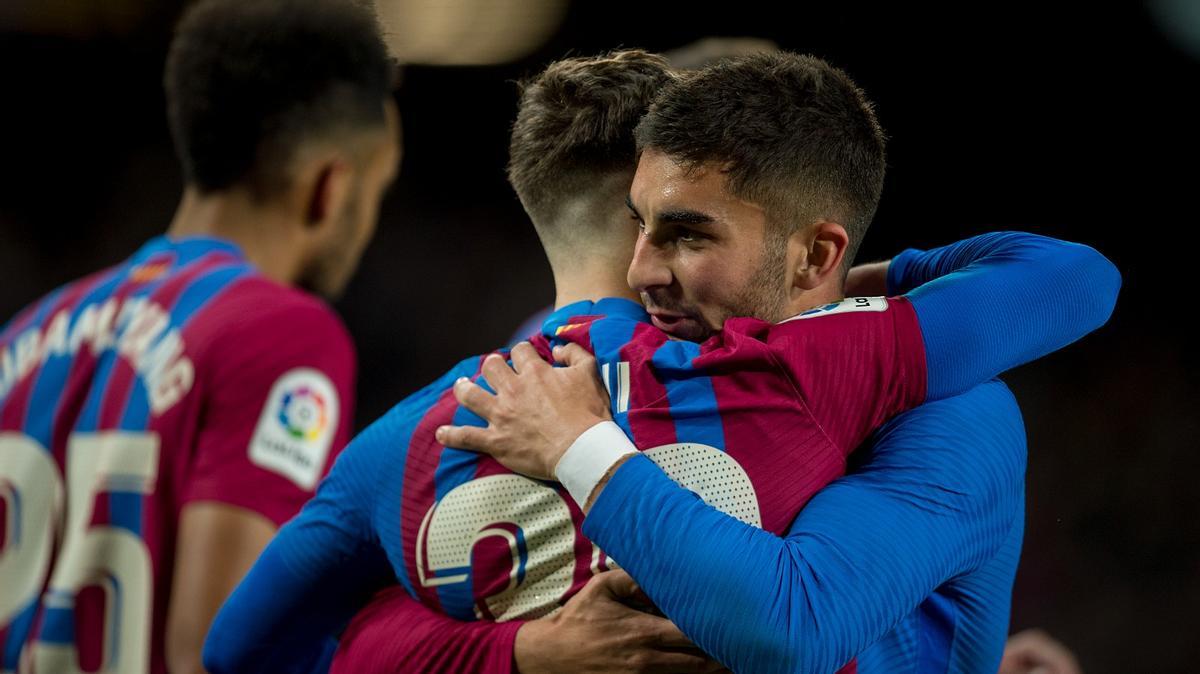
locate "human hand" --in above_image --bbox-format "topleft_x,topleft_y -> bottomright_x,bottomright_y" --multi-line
435,342 -> 612,480
514,570 -> 724,674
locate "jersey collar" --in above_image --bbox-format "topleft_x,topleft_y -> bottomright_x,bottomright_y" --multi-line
540,297 -> 648,338
133,235 -> 246,265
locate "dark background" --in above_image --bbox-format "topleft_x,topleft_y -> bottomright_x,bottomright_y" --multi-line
2,1 -> 1196,671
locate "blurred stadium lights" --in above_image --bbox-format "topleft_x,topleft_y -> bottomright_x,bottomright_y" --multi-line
373,0 -> 568,65
1148,0 -> 1200,61
0,0 -> 148,37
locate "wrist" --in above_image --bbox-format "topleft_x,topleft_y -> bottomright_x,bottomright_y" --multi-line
554,421 -> 638,509
513,618 -> 554,674
581,453 -> 636,513
547,414 -> 608,476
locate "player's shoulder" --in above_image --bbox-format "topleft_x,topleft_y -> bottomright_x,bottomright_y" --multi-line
192,274 -> 351,349
780,296 -> 898,322
182,274 -> 356,397
355,354 -> 484,449
1,265 -> 119,343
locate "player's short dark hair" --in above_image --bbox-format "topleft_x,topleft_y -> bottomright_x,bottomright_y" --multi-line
164,0 -> 393,197
635,52 -> 886,266
508,50 -> 676,228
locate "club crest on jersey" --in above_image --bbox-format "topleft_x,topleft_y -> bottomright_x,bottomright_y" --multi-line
781,296 -> 889,322
249,368 -> 339,490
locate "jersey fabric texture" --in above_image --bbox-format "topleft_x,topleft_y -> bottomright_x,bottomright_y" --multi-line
0,236 -> 355,674
206,232 -> 1119,674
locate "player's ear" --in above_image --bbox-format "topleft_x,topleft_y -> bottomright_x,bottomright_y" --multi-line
305,157 -> 352,229
789,220 -> 849,292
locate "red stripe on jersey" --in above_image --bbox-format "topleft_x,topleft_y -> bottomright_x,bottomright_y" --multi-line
400,385 -> 465,614
96,255 -> 221,429
695,330 -> 844,534
620,322 -> 677,448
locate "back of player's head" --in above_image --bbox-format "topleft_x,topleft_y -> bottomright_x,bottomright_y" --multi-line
508,50 -> 676,239
165,0 -> 393,199
635,52 -> 886,267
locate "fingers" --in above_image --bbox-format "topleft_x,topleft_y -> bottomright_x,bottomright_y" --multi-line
509,341 -> 544,374
480,353 -> 516,390
435,422 -> 490,451
553,342 -> 594,368
451,376 -> 496,419
592,569 -> 639,599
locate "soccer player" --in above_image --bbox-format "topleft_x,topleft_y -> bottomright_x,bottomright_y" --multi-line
435,54 -> 1120,673
0,1 -> 397,672
209,51 -> 1118,674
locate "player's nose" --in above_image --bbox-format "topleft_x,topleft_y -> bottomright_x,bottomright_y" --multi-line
627,233 -> 673,292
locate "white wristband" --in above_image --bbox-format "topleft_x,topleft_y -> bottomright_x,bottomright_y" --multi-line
553,420 -> 638,508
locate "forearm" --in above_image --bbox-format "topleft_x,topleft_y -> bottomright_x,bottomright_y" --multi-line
331,586 -> 522,674
893,231 -> 1120,399
584,456 -> 883,674
203,521 -> 392,673
580,385 -> 1025,673
168,503 -> 278,674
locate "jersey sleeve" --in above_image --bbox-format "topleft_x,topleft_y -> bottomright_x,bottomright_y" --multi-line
204,409 -> 395,674
763,296 -> 928,453
330,586 -> 523,674
887,231 -> 1121,400
204,356 -> 485,674
183,293 -> 356,526
581,381 -> 1026,674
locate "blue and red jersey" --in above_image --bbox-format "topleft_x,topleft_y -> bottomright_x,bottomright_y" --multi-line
208,293 -> 931,674
0,236 -> 355,674
396,295 -> 925,627
208,231 -> 1121,674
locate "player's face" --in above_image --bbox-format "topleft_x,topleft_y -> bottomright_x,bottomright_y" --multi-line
626,148 -> 790,342
309,102 -> 401,298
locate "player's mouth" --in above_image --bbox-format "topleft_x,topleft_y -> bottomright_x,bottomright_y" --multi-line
648,311 -> 707,341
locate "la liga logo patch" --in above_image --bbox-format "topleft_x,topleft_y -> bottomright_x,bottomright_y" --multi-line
277,385 -> 328,441
249,368 -> 340,490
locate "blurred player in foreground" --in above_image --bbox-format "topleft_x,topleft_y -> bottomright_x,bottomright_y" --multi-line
211,50 -> 1118,673
0,0 -> 397,671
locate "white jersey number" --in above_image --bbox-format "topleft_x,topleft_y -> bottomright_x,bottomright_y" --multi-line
0,431 -> 158,674
416,442 -> 760,621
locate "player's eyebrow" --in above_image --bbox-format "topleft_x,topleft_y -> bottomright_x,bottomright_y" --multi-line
627,194 -> 715,228
655,208 -> 714,227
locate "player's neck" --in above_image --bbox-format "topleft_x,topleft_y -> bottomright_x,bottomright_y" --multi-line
551,267 -> 640,310
167,186 -> 306,287
783,285 -> 845,318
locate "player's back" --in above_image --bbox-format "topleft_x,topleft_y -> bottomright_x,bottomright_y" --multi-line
376,297 -> 925,629
0,235 -> 355,673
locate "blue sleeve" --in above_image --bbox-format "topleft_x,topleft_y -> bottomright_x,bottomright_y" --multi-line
582,381 -> 1025,674
885,232 -> 1121,400
204,357 -> 480,674
203,421 -> 396,674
